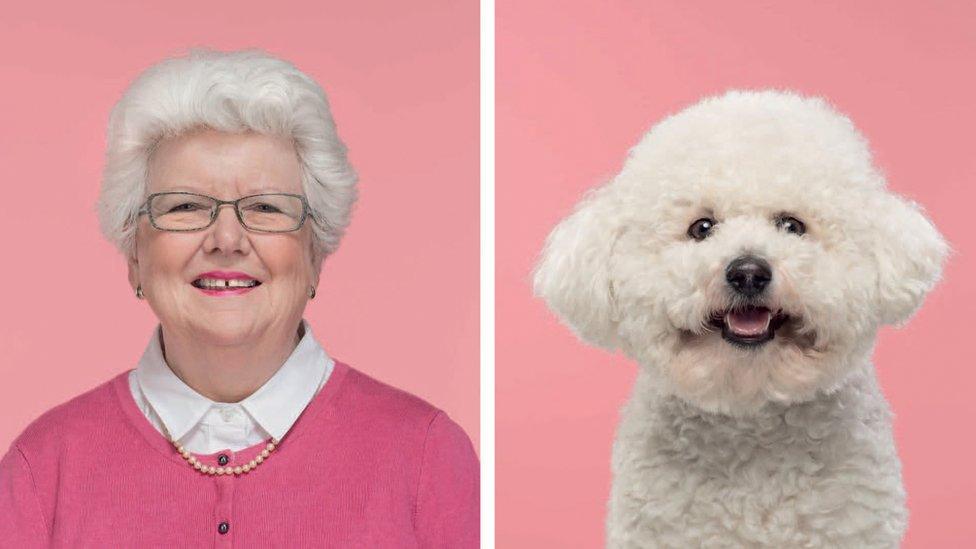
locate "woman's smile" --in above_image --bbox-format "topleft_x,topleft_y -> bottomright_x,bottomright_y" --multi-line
193,284 -> 260,297
191,270 -> 263,297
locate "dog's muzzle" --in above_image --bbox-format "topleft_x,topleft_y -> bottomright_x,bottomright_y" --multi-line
711,255 -> 789,348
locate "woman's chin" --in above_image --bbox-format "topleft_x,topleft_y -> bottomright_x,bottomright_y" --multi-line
182,314 -> 262,346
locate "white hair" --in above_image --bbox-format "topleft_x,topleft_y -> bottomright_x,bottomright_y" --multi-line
96,47 -> 358,262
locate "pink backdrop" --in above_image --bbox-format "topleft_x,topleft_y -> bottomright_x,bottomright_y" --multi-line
0,1 -> 479,456
498,1 -> 974,547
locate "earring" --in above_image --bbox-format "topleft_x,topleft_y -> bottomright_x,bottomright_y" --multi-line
136,285 -> 144,300
309,286 -> 316,300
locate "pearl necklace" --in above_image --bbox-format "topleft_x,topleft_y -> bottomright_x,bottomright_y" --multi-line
159,416 -> 281,476
170,437 -> 280,476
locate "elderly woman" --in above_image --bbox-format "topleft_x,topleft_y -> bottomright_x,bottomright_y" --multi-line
0,48 -> 478,547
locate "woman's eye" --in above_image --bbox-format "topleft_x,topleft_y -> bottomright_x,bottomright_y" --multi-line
775,215 -> 806,235
251,203 -> 282,213
687,218 -> 716,241
168,203 -> 204,212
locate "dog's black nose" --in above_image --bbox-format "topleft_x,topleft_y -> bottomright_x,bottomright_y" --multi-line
725,255 -> 772,297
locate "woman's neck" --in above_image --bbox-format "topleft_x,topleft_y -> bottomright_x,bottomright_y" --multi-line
158,322 -> 303,403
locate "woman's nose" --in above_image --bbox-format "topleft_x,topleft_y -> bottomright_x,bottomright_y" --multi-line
204,205 -> 251,254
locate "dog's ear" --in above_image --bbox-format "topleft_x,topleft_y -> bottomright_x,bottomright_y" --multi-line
870,192 -> 948,326
533,183 -> 624,349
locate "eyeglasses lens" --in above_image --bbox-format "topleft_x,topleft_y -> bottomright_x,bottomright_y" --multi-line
149,193 -> 305,232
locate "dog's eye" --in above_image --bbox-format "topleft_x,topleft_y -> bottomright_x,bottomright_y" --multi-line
775,215 -> 806,235
687,218 -> 716,241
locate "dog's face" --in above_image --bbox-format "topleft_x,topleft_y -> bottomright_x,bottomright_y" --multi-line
534,90 -> 947,416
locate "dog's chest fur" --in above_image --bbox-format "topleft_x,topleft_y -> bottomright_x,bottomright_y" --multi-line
607,365 -> 907,548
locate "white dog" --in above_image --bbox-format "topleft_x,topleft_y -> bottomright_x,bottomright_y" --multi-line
533,90 -> 947,548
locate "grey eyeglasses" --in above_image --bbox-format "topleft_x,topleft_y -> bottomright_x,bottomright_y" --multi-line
137,191 -> 311,233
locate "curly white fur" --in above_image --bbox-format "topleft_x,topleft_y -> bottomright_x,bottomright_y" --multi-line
534,89 -> 948,548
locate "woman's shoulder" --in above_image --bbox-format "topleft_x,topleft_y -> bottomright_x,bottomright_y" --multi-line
334,362 -> 465,435
329,361 -> 476,462
8,371 -> 128,459
338,362 -> 441,418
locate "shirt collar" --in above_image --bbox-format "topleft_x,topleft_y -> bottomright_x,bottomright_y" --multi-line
135,318 -> 333,442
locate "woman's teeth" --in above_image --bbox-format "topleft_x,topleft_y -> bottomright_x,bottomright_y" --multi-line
193,279 -> 260,289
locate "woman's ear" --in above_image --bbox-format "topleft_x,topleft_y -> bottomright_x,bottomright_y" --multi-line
309,245 -> 324,291
871,192 -> 949,326
127,250 -> 140,295
533,182 -> 624,350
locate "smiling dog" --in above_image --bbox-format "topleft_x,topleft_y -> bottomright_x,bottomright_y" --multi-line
533,90 -> 947,548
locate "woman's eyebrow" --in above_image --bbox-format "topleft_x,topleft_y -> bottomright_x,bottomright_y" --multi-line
154,185 -> 296,195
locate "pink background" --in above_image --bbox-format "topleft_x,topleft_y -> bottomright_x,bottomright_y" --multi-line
498,1 -> 974,547
0,1 -> 479,455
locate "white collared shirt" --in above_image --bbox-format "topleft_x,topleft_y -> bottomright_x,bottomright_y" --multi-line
128,318 -> 335,454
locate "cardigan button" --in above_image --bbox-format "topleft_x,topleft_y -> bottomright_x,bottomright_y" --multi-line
218,521 -> 230,535
217,454 -> 229,466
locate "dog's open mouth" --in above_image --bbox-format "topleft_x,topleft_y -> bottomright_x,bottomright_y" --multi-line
708,306 -> 790,348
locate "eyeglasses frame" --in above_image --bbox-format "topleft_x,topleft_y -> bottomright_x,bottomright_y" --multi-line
137,191 -> 312,233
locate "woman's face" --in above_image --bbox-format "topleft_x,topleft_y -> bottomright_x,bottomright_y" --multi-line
128,128 -> 318,346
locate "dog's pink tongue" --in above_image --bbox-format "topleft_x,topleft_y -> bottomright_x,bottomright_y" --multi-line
726,308 -> 771,336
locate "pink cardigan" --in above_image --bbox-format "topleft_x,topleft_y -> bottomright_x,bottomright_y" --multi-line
0,361 -> 479,547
